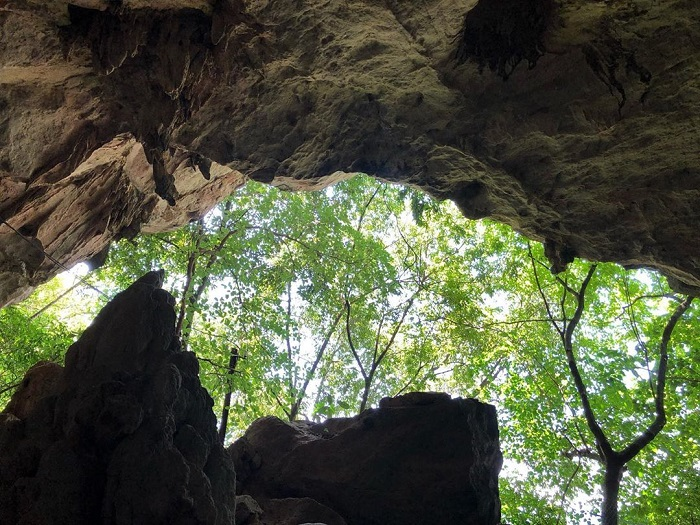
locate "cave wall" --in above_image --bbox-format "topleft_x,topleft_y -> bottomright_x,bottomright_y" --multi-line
1,0 -> 699,305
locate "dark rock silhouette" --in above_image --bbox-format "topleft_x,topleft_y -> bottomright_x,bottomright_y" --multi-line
230,392 -> 502,525
0,271 -> 236,525
0,274 -> 504,524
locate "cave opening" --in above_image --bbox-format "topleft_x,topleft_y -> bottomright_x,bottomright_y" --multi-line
2,0 -> 700,522
2,174 -> 698,524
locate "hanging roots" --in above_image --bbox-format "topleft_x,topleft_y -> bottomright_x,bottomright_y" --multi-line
454,0 -> 556,81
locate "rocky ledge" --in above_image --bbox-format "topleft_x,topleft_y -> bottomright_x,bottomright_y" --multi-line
1,0 -> 699,301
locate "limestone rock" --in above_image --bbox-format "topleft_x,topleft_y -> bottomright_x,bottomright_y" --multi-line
0,272 -> 236,525
1,0 -> 699,303
230,392 -> 502,525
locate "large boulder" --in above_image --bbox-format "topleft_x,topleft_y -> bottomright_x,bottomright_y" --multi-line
230,392 -> 502,525
0,271 -> 236,525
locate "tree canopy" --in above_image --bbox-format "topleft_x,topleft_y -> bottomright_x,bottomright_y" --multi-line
1,175 -> 697,524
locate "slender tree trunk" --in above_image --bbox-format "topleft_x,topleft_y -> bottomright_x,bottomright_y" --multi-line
288,400 -> 300,421
601,460 -> 624,525
218,347 -> 239,444
359,376 -> 372,413
529,250 -> 695,525
285,281 -> 295,402
176,251 -> 197,340
177,220 -> 234,351
218,390 -> 233,444
289,309 -> 344,421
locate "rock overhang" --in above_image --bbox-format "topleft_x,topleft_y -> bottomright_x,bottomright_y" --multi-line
1,0 -> 699,305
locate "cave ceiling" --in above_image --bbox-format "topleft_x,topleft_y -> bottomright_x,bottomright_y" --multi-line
0,0 -> 699,305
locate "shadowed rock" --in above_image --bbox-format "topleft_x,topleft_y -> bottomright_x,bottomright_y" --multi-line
230,392 -> 502,525
0,271 -> 236,525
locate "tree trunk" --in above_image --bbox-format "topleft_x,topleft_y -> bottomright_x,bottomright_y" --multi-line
601,460 -> 624,525
218,347 -> 239,444
289,309 -> 344,421
359,376 -> 371,413
288,400 -> 300,421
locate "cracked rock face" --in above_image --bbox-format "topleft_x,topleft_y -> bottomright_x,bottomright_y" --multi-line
1,0 -> 699,304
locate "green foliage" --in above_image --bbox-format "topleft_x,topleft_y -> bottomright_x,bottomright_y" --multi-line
0,174 -> 697,524
0,304 -> 76,407
491,248 -> 699,524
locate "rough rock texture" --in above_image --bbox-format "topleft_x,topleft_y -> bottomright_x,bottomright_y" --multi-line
230,392 -> 502,525
1,0 -> 699,304
0,271 -> 236,524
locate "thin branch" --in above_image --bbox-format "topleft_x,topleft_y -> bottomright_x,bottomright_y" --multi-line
345,298 -> 367,379
524,347 -> 592,454
180,222 -> 236,349
271,390 -> 292,421
394,362 -> 430,396
529,244 -> 563,337
375,294 -> 417,367
666,374 -> 700,385
532,249 -> 579,296
196,355 -> 242,373
561,265 -> 613,457
564,448 -> 605,464
0,381 -> 22,397
558,424 -> 581,458
153,236 -> 185,253
557,457 -> 582,525
291,308 -> 344,419
188,228 -> 236,308
618,293 -> 683,319
622,277 -> 655,399
356,185 -> 381,232
372,313 -> 386,365
0,218 -> 109,300
440,315 -> 565,331
285,281 -> 295,393
478,356 -> 505,392
247,225 -> 354,266
620,295 -> 694,463
393,211 -> 422,270
29,280 -> 83,319
554,272 -> 581,298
